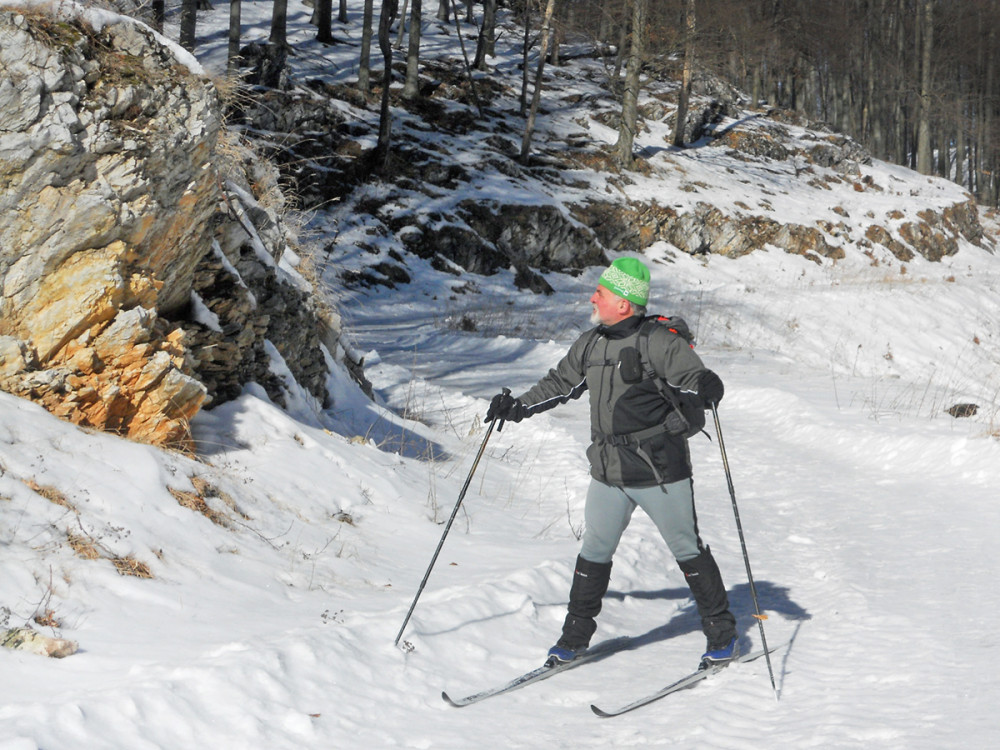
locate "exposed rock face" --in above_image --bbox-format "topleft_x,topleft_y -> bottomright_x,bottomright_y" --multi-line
458,201 -> 606,272
192,172 -> 334,408
575,130 -> 985,267
0,9 -> 339,448
576,192 -> 985,265
0,10 -> 219,446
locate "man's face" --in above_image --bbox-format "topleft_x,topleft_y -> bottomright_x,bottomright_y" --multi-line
590,285 -> 630,326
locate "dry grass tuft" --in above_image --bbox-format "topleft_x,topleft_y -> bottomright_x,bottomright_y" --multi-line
66,530 -> 101,560
33,609 -> 61,628
66,526 -> 154,578
24,479 -> 75,510
169,486 -> 228,527
112,556 -> 153,579
170,476 -> 247,526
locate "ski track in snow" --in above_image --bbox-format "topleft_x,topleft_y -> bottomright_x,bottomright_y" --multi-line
336,286 -> 999,749
3,2 -> 1000,749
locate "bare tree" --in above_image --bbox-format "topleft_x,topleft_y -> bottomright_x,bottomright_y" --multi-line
520,1 -> 532,115
227,0 -> 242,77
152,0 -> 165,33
671,0 -> 695,147
376,0 -> 401,171
395,0 -> 410,49
450,0 -> 484,115
403,0 -> 423,99
978,5 -> 997,204
473,0 -> 498,70
316,0 -> 334,43
271,0 -> 288,47
638,0 -> 1000,207
615,0 -> 647,168
179,0 -> 197,51
915,0 -> 935,174
520,0 -> 558,163
359,0 -> 376,93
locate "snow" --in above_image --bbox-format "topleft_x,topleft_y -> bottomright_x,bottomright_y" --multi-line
3,2 -> 1000,749
2,0 -> 206,75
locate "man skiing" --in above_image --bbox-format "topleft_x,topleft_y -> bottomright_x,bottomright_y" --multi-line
486,256 -> 738,670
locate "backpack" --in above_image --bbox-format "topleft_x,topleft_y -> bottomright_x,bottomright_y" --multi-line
636,316 -> 708,440
581,316 -> 709,441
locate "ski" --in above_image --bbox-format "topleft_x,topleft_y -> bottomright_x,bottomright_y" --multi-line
590,644 -> 780,718
442,636 -> 631,708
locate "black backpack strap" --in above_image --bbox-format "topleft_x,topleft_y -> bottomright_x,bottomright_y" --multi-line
638,316 -> 710,441
637,318 -> 681,409
579,326 -> 605,373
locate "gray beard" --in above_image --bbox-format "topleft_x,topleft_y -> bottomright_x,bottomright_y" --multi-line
590,309 -> 602,326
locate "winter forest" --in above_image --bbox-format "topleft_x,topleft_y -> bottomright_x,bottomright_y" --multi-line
163,0 -> 1000,205
3,0 -> 1000,747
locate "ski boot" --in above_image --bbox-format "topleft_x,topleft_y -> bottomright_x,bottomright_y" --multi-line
700,636 -> 739,671
545,644 -> 581,668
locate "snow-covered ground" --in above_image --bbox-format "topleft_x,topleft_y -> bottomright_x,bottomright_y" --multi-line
3,2 -> 1000,749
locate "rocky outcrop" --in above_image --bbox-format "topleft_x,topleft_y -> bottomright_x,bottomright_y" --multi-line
575,200 -> 843,263
191,173 -> 334,408
458,201 -> 607,272
0,9 -> 219,446
0,9 -> 341,449
575,192 -> 987,265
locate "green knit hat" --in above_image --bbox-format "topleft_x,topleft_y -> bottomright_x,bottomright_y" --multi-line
598,257 -> 651,306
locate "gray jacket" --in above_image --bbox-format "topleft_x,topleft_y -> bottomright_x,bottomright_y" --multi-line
517,315 -> 711,488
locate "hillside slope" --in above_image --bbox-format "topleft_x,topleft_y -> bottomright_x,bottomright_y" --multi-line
2,3 -> 1000,749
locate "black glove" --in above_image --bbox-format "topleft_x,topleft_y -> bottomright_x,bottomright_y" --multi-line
486,392 -> 527,423
698,370 -> 725,407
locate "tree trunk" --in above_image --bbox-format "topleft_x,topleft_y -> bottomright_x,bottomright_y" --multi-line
915,0 -> 934,174
980,15 -> 996,203
473,0 -> 497,70
396,0 -> 409,49
671,0 -> 695,147
316,0 -> 334,43
359,0 -> 376,93
613,16 -> 628,80
271,0 -> 288,48
615,0 -> 647,168
339,0 -> 349,24
376,0 -> 400,172
892,0 -> 907,165
598,5 -> 611,47
403,0 -> 422,99
179,0 -> 197,52
450,0 -> 483,115
550,2 -> 563,66
519,2 -> 531,116
954,95 -> 965,189
520,0 -> 558,163
227,0 -> 242,78
152,0 -> 165,33
437,0 -> 450,23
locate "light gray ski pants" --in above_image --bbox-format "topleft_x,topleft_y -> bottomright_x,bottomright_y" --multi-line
579,478 -> 702,564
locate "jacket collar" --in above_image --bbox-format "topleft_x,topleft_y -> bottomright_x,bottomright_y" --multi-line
599,315 -> 644,340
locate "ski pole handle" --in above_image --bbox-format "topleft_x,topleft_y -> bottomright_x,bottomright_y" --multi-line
496,387 -> 510,432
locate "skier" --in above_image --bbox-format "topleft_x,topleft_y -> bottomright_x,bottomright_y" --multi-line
486,257 -> 737,670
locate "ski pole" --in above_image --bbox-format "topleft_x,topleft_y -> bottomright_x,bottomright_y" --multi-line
710,402 -> 778,699
394,390 -> 509,648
